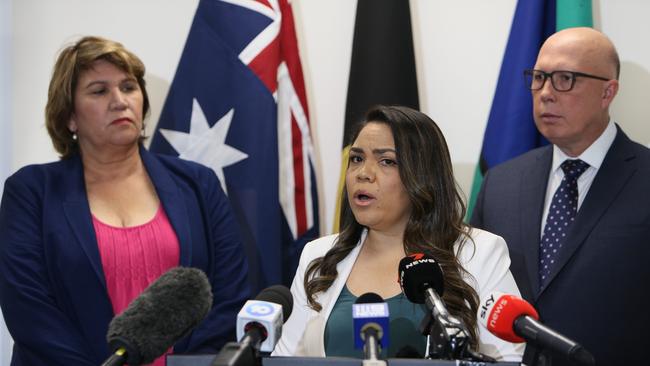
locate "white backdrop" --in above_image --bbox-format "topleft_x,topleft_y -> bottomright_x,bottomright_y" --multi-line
2,1 -> 650,363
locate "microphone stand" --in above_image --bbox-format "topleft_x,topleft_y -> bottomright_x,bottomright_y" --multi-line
420,288 -> 495,362
211,325 -> 264,366
362,328 -> 387,366
523,343 -> 551,366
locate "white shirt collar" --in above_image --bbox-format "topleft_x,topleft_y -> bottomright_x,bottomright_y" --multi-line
551,120 -> 617,172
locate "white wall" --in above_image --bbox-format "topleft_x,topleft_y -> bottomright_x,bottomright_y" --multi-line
596,0 -> 650,150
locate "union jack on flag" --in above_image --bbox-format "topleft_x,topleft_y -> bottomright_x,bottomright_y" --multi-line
149,0 -> 319,293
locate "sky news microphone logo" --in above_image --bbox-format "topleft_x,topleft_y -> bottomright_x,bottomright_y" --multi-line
479,293 -> 496,320
479,292 -> 509,329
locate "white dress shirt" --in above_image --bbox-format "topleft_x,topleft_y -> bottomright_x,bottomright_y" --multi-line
540,121 -> 617,236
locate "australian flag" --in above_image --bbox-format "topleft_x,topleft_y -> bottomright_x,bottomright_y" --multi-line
149,0 -> 320,294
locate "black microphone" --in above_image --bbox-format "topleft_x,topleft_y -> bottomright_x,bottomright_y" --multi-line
478,292 -> 595,365
212,285 -> 293,366
352,292 -> 389,364
101,267 -> 213,366
395,345 -> 422,359
398,253 -> 473,360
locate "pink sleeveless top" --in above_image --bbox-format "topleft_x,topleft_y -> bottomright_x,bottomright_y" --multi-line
93,205 -> 180,366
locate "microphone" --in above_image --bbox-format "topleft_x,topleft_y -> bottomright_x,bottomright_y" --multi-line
101,267 -> 213,366
398,253 -> 472,359
212,285 -> 293,366
395,345 -> 422,359
352,292 -> 389,363
478,292 -> 595,366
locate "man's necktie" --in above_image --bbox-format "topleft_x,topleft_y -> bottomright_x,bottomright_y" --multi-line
539,159 -> 589,289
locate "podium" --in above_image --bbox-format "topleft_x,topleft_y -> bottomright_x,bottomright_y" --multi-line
167,354 -> 521,366
266,358 -> 520,366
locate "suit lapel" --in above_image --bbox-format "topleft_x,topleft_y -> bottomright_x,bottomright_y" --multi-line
539,128 -> 637,296
519,147 -> 552,301
61,156 -> 107,288
141,148 -> 193,266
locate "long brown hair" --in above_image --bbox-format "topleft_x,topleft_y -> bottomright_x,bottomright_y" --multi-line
304,105 -> 479,345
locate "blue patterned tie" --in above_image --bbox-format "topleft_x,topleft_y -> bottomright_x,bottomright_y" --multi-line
539,159 -> 589,288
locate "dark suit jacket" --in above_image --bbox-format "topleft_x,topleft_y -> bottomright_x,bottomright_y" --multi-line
0,147 -> 250,366
471,126 -> 650,366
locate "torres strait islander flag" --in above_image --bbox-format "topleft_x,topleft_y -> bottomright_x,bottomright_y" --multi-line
149,0 -> 319,293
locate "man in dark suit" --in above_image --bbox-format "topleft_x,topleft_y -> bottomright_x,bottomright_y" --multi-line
471,27 -> 650,366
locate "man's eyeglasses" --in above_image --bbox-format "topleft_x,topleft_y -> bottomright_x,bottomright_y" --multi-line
524,69 -> 610,92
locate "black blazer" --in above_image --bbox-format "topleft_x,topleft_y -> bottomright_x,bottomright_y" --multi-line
471,126 -> 650,366
0,147 -> 251,366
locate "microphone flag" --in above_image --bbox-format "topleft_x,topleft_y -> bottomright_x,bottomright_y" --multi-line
236,300 -> 283,353
352,297 -> 389,350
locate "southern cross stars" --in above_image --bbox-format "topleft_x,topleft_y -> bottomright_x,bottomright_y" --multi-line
159,98 -> 248,195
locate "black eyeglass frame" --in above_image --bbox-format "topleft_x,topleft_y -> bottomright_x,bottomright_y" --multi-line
523,69 -> 611,92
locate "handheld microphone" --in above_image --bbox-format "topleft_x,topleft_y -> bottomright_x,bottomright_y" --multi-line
101,267 -> 213,366
352,292 -> 389,362
478,292 -> 595,366
212,285 -> 293,366
398,253 -> 472,360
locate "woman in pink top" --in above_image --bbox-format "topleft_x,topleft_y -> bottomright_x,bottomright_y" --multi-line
0,36 -> 250,366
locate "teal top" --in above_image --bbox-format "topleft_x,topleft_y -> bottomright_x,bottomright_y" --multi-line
324,285 -> 427,358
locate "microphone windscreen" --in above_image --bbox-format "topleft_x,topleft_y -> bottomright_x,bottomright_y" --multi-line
107,267 -> 213,364
254,284 -> 293,322
477,292 -> 539,343
356,292 -> 384,304
398,253 -> 444,304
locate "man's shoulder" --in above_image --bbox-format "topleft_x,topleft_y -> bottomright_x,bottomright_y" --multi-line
608,126 -> 650,170
626,137 -> 650,161
488,145 -> 551,176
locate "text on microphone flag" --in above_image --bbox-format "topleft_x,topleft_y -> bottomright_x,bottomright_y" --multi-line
352,303 -> 389,318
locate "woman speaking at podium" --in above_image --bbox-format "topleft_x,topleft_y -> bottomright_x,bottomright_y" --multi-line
273,105 -> 523,361
0,36 -> 249,365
